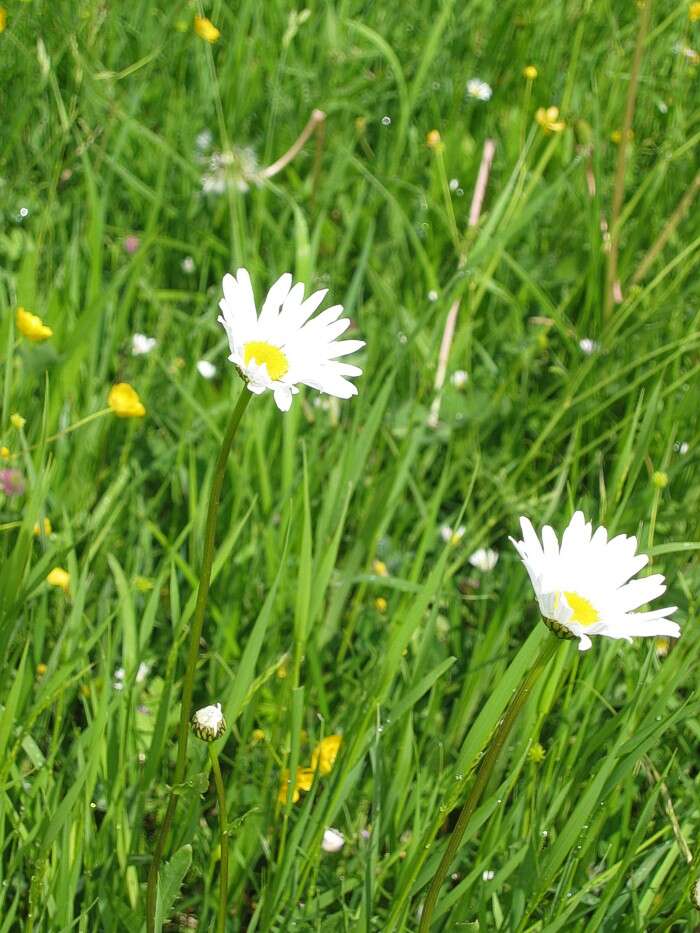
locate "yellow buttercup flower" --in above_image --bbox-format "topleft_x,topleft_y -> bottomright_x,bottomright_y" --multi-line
610,128 -> 634,144
16,307 -> 53,342
108,383 -> 146,418
374,596 -> 388,613
690,2 -> 700,21
372,559 -> 388,577
33,517 -> 52,537
10,413 -> 26,429
523,65 -> 538,80
194,15 -> 220,43
278,766 -> 314,804
0,446 -> 9,459
47,567 -> 70,593
426,129 -> 442,150
535,106 -> 566,134
311,735 -> 342,776
0,8 -> 6,32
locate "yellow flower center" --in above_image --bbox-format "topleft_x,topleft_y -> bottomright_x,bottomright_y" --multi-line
562,591 -> 599,626
244,341 -> 289,381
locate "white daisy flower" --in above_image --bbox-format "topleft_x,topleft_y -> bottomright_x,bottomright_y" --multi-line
131,333 -> 157,356
191,702 -> 226,742
321,828 -> 345,852
510,511 -> 680,652
469,548 -> 499,572
218,269 -> 364,412
450,370 -> 469,388
181,256 -> 196,274
467,78 -> 493,101
197,359 -> 217,380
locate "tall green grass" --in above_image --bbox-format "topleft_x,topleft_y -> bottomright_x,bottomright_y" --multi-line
1,0 -> 699,929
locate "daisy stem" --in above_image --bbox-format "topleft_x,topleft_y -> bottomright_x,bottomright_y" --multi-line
146,387 -> 252,933
208,744 -> 229,933
417,635 -> 559,933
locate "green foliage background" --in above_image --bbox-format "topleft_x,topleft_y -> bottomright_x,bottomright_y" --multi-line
1,0 -> 699,930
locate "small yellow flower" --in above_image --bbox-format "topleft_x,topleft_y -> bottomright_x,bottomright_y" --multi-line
374,596 -> 388,613
528,742 -> 546,764
523,65 -> 538,80
16,307 -> 53,342
0,8 -> 6,32
36,662 -> 47,676
0,446 -> 9,459
372,559 -> 389,577
33,517 -> 52,537
426,129 -> 442,150
311,734 -> 342,776
690,2 -> 700,22
134,575 -> 153,592
108,383 -> 146,418
10,413 -> 26,429
535,106 -> 566,134
610,128 -> 634,144
652,470 -> 669,489
194,15 -> 220,43
278,766 -> 314,804
251,728 -> 266,744
47,567 -> 70,593
276,657 -> 289,679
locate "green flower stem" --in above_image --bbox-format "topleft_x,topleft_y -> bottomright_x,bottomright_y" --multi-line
146,387 -> 251,933
418,635 -> 559,933
209,744 -> 229,933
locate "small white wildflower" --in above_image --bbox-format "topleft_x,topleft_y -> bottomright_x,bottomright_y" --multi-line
449,178 -> 460,191
578,338 -> 599,355
19,207 -> 30,218
136,661 -> 150,684
482,869 -> 495,881
192,702 -> 226,741
196,129 -> 213,152
131,333 -> 157,356
381,115 -> 392,126
181,256 -> 196,274
201,147 -> 260,195
113,667 -> 125,691
469,548 -> 499,572
466,78 -> 492,101
440,525 -> 465,545
450,370 -> 469,388
657,100 -> 669,114
427,290 -> 439,302
197,360 -> 218,380
321,828 -> 345,853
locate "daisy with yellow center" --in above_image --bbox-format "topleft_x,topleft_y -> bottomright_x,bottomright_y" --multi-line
218,269 -> 364,412
510,511 -> 680,651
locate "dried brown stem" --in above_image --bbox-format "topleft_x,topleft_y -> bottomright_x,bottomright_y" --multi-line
604,0 -> 652,317
631,173 -> 700,285
261,109 -> 326,179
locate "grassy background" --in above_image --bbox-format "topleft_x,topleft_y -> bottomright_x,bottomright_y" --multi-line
1,0 -> 699,930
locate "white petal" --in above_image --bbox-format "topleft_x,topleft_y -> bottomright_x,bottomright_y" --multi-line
274,387 -> 293,411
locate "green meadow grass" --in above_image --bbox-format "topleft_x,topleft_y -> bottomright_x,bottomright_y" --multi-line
1,1 -> 699,930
